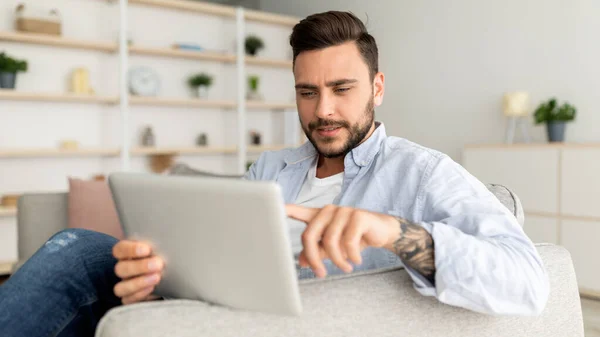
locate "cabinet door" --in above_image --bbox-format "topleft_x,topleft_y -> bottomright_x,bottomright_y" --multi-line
561,148 -> 600,218
463,148 -> 560,214
523,214 -> 558,244
561,219 -> 600,293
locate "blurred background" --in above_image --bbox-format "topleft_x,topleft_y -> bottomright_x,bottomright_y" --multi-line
0,0 -> 598,333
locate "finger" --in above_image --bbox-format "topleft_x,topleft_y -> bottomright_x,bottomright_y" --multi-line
342,215 -> 369,265
114,256 -> 164,279
286,204 -> 320,223
112,240 -> 153,260
322,207 -> 353,273
301,205 -> 336,278
114,272 -> 161,298
298,248 -> 327,268
121,286 -> 156,305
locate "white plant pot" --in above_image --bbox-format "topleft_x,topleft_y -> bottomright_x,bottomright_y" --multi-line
196,86 -> 209,99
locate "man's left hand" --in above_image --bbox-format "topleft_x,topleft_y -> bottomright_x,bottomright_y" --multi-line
286,204 -> 399,278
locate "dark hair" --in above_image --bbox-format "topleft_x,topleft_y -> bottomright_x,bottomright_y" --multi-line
290,11 -> 379,80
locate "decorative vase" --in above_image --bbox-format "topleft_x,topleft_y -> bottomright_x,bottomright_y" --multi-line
196,133 -> 208,146
250,131 -> 262,145
246,89 -> 263,101
547,121 -> 566,142
0,72 -> 17,89
196,86 -> 209,99
141,126 -> 155,147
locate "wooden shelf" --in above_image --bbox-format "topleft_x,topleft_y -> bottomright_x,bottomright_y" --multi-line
246,101 -> 296,110
0,148 -> 120,158
245,9 -> 299,26
0,207 -> 17,217
132,145 -> 296,156
128,0 -> 300,26
129,45 -> 236,62
130,96 -> 295,110
129,0 -> 236,17
131,146 -> 237,156
0,145 -> 298,159
246,56 -> 292,68
129,96 -> 237,109
0,91 -> 295,109
0,90 -> 118,104
0,31 -> 292,68
0,31 -> 117,52
248,145 -> 291,153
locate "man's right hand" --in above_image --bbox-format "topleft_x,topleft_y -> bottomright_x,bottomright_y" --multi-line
112,240 -> 165,304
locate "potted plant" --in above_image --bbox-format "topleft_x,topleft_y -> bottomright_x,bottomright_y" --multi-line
187,73 -> 213,99
247,75 -> 263,101
0,52 -> 28,89
534,98 -> 577,142
245,35 -> 264,56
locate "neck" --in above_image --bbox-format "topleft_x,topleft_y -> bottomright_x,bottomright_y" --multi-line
315,122 -> 377,179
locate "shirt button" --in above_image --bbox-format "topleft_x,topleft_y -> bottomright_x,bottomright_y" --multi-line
361,161 -> 367,165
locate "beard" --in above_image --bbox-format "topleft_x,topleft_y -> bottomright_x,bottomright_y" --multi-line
302,96 -> 375,158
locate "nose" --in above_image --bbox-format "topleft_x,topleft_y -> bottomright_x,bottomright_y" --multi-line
315,93 -> 334,119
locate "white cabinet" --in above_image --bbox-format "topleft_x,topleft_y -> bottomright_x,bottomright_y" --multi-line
464,144 -> 600,296
524,215 -> 559,245
561,148 -> 600,218
561,219 -> 600,294
463,147 -> 560,214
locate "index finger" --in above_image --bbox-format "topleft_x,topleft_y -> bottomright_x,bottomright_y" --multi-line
285,204 -> 319,223
112,240 -> 153,260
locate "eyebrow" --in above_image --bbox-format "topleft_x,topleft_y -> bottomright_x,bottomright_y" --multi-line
295,78 -> 358,90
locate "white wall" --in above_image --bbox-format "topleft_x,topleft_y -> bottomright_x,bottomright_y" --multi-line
260,0 -> 600,161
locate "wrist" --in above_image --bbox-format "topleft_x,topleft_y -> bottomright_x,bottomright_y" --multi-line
383,215 -> 401,253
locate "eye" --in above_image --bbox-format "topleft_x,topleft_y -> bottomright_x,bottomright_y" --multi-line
300,91 -> 316,97
335,87 -> 350,94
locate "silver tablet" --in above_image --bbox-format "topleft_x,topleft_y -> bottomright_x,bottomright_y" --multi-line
108,172 -> 302,316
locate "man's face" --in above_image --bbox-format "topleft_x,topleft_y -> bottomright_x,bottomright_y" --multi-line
293,42 -> 384,158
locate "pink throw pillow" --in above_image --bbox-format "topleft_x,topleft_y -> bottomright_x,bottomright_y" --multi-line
67,178 -> 124,239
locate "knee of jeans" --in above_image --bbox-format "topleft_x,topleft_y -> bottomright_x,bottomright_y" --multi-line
44,228 -> 117,254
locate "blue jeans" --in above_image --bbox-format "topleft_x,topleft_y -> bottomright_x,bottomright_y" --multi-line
0,228 -> 122,337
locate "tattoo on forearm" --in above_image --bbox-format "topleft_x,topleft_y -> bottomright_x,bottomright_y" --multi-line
393,218 -> 436,284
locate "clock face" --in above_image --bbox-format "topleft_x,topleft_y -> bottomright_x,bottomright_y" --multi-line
128,66 -> 160,96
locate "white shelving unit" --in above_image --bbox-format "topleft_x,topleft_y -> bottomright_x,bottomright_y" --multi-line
0,0 -> 302,271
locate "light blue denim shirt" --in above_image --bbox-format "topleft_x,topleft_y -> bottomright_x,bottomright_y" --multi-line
244,122 -> 549,315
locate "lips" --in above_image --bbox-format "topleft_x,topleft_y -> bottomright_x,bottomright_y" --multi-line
316,126 -> 342,137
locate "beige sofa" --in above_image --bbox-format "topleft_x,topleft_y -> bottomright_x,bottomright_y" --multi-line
14,183 -> 584,337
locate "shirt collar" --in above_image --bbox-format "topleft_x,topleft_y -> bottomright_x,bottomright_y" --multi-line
284,121 -> 387,167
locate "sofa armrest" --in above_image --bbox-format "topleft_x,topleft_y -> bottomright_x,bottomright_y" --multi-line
15,193 -> 68,271
96,244 -> 583,337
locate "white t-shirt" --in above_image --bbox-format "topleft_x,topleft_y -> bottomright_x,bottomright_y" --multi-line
288,161 -> 344,256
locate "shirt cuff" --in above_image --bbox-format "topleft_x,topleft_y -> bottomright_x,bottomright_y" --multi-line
402,221 -> 436,297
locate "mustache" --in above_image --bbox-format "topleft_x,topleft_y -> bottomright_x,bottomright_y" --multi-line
308,119 -> 350,131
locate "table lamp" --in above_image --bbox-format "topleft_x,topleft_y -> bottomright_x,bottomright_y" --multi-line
503,91 -> 531,144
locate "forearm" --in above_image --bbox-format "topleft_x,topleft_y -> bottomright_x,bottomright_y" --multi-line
386,217 -> 436,284
419,221 -> 548,315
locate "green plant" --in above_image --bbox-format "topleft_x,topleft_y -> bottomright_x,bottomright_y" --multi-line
187,73 -> 213,88
534,98 -> 577,124
248,75 -> 260,91
0,52 -> 28,73
245,35 -> 264,55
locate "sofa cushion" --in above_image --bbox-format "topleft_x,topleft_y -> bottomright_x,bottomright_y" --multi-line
485,183 -> 524,227
96,244 -> 583,337
67,178 -> 124,239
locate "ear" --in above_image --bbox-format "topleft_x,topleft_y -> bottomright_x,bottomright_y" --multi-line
372,72 -> 385,107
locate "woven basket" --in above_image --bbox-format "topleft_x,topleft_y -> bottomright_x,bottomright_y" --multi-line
1,195 -> 20,208
15,17 -> 61,36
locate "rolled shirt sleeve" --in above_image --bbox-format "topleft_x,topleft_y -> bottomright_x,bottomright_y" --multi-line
403,155 -> 549,316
